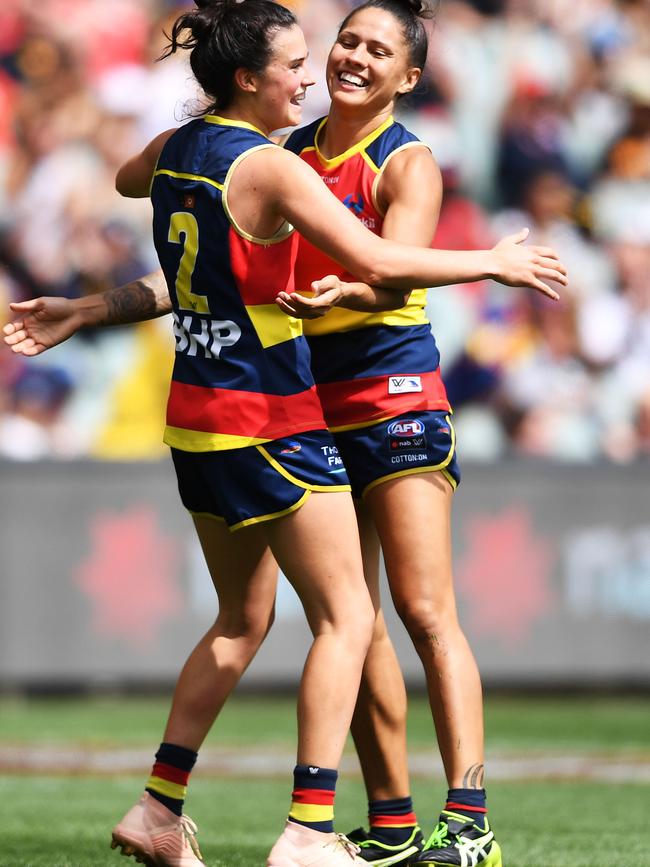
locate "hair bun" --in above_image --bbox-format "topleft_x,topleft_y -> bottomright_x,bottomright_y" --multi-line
193,0 -> 238,12
393,0 -> 434,19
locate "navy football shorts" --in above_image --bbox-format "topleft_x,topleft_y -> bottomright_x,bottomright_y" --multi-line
171,430 -> 351,531
332,410 -> 461,500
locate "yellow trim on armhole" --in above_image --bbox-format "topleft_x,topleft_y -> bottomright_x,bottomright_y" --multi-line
222,144 -> 294,245
256,446 -> 351,494
149,147 -> 164,198
370,141 -> 432,217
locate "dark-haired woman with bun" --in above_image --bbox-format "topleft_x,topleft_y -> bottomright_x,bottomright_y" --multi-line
4,2 -> 564,865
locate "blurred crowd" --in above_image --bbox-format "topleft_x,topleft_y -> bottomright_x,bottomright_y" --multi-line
1,0 -> 650,462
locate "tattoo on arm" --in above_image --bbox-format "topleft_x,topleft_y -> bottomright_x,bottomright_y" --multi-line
101,279 -> 170,326
462,763 -> 485,789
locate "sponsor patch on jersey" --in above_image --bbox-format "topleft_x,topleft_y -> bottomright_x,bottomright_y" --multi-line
183,194 -> 196,209
388,376 -> 422,395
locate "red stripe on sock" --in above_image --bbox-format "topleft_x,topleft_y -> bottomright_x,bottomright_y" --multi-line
370,813 -> 418,827
152,762 -> 190,786
445,802 -> 487,814
292,788 -> 335,805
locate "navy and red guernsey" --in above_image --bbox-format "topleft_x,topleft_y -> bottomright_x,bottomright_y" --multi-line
151,115 -> 326,451
284,115 -> 451,431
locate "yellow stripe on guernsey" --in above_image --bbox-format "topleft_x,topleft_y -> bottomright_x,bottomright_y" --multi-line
154,168 -> 224,191
304,288 -> 429,336
289,803 -> 335,824
245,304 -> 303,348
164,427 -> 273,452
146,776 -> 187,801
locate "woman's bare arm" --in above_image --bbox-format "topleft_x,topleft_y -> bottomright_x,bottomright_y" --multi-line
260,146 -> 565,299
3,270 -> 170,356
116,129 -> 175,197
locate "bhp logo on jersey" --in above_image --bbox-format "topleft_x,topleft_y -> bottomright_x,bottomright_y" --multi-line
387,419 -> 425,437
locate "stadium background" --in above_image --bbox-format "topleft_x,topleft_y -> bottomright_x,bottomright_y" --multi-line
0,1 -> 649,864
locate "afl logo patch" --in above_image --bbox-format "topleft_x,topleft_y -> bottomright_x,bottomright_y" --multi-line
387,419 -> 425,437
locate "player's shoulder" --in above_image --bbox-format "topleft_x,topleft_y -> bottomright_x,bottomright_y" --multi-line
366,118 -> 429,169
284,117 -> 325,156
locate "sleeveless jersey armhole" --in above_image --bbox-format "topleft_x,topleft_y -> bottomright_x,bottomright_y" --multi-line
371,141 -> 433,217
222,143 -> 294,245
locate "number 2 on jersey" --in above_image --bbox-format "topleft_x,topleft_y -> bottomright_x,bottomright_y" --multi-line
168,211 -> 210,314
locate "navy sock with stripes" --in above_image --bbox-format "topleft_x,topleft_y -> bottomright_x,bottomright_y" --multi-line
289,765 -> 338,833
145,742 -> 198,816
444,788 -> 487,826
368,796 -> 419,846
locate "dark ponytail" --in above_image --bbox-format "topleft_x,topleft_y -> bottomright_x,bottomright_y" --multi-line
160,0 -> 298,112
339,0 -> 437,70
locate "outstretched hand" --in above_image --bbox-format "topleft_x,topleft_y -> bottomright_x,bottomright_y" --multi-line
2,297 -> 80,356
275,275 -> 344,319
491,228 -> 567,299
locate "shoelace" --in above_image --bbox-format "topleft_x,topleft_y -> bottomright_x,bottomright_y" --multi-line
328,834 -> 361,859
423,821 -> 452,851
180,814 -> 203,860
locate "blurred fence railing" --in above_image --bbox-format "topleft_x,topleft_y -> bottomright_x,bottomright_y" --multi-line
1,458 -> 649,689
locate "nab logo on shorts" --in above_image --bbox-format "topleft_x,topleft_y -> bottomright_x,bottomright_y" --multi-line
387,419 -> 425,437
386,418 -> 427,456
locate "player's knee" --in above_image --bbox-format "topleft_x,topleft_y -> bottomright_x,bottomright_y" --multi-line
394,597 -> 456,647
216,605 -> 275,647
352,596 -> 375,656
331,594 -> 374,657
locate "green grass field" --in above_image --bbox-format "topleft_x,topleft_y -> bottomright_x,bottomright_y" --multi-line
1,694 -> 649,866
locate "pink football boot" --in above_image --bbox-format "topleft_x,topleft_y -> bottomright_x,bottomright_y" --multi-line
267,819 -> 365,866
111,792 -> 204,866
